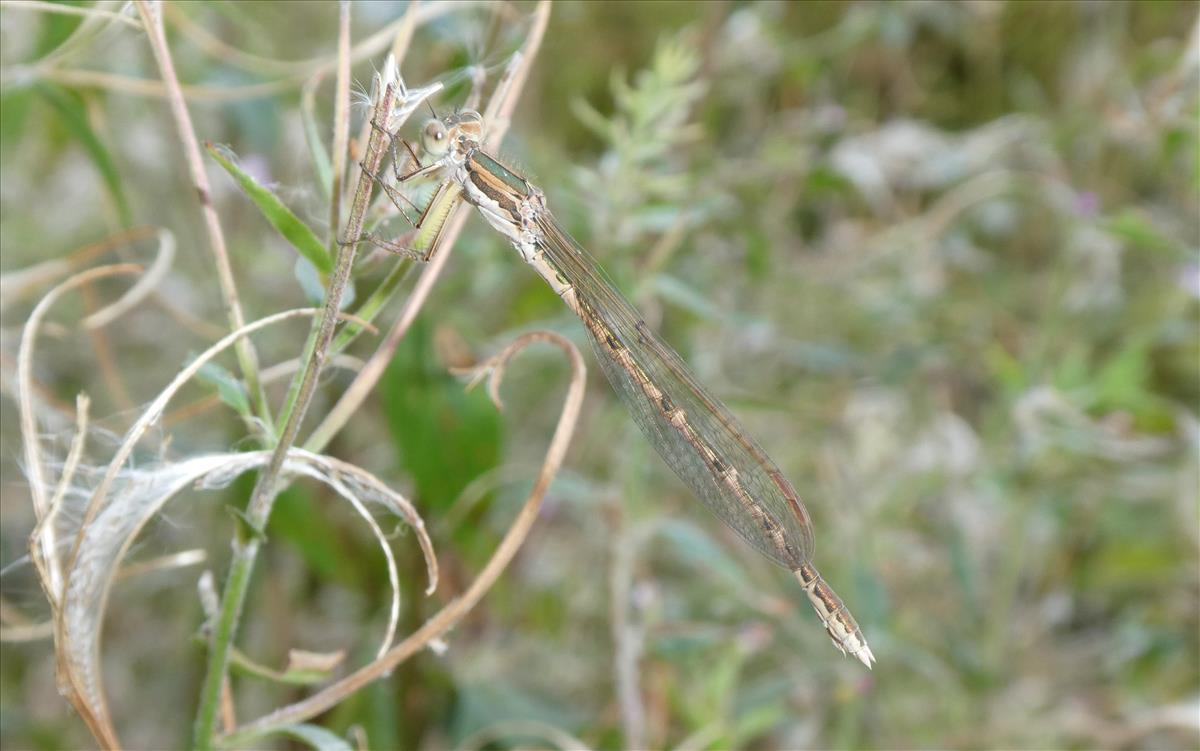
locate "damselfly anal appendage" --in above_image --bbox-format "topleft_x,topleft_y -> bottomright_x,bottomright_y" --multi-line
369,106 -> 876,668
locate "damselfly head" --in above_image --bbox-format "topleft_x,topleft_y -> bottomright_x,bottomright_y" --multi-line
422,110 -> 484,157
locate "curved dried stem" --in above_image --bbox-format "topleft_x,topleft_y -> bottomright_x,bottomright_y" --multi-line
225,330 -> 586,741
18,263 -> 142,601
55,445 -> 435,750
81,228 -> 175,329
29,394 -> 91,610
47,307 -> 320,748
69,308 -> 316,558
0,225 -> 159,311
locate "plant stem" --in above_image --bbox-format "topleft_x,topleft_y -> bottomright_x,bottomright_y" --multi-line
134,1 -> 274,438
192,75 -> 398,751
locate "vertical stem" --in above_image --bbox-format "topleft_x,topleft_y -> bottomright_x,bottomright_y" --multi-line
134,0 -> 273,437
192,76 -> 397,751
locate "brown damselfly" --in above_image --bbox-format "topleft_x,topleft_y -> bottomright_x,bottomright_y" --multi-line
362,106 -> 875,668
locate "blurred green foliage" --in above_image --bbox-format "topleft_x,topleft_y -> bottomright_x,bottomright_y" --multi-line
1,2 -> 1197,750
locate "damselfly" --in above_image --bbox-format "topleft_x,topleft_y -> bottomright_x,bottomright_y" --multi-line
364,108 -> 875,668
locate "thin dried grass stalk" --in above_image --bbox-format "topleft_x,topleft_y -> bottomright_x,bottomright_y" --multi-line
135,0 -> 269,432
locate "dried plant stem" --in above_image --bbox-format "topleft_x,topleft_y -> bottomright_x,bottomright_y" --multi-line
0,225 -> 158,311
192,75 -> 399,750
18,264 -> 142,599
225,331 -> 585,742
134,0 -> 272,437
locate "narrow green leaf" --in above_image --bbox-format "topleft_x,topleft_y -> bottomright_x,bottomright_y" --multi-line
1104,209 -> 1177,254
221,724 -> 351,751
224,644 -> 342,686
277,725 -> 352,751
195,360 -> 251,417
331,258 -> 415,353
205,142 -> 333,274
226,505 -> 267,545
35,84 -> 132,227
31,0 -> 85,61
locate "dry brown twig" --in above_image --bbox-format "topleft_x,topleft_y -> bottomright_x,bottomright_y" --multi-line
134,0 -> 270,434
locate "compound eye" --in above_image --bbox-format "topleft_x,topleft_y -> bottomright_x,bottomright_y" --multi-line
421,119 -> 449,156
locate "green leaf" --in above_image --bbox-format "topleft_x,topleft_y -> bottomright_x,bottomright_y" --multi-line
206,142 -> 333,274
1104,209 -> 1176,255
280,725 -> 352,751
450,682 -> 585,748
35,84 -> 132,227
227,724 -> 351,751
226,505 -> 266,545
0,88 -> 33,162
652,273 -> 756,327
729,704 -> 786,748
195,359 -> 251,417
225,645 -> 344,686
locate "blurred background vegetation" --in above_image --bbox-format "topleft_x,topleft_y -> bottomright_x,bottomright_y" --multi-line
1,1 -> 1197,749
